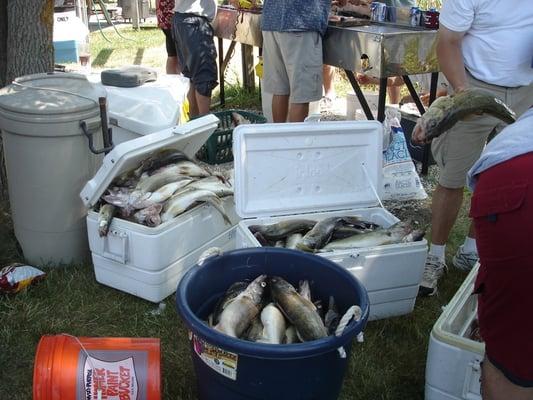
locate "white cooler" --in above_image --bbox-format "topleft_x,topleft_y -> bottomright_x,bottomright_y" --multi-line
87,73 -> 189,145
425,263 -> 483,400
231,120 -> 428,320
80,115 -> 242,302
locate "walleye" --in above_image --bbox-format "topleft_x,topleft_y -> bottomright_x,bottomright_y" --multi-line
270,276 -> 327,342
130,178 -> 194,209
183,176 -> 234,197
284,326 -> 298,344
296,217 -> 347,252
215,275 -> 268,338
324,296 -> 340,335
321,221 -> 416,251
244,316 -> 264,341
249,219 -> 316,241
135,162 -> 208,193
420,88 -> 516,141
132,203 -> 163,227
161,189 -> 231,224
298,280 -> 311,301
286,233 -> 303,250
98,204 -> 116,237
212,281 -> 249,326
133,149 -> 190,178
232,112 -> 251,126
257,303 -> 286,344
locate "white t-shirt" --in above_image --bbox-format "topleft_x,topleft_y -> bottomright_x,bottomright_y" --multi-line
174,0 -> 217,22
440,0 -> 533,87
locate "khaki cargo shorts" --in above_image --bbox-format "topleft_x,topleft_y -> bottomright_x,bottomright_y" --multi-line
262,31 -> 323,104
431,73 -> 533,189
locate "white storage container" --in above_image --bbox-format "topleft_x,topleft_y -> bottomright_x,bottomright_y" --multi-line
232,120 -> 428,320
80,115 -> 240,301
87,73 -> 189,145
93,226 -> 255,302
426,263 -> 483,400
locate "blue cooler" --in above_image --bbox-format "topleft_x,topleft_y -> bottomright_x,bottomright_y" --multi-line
176,248 -> 370,400
53,40 -> 78,63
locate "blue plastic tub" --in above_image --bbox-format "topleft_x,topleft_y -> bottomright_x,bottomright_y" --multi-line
176,247 -> 370,400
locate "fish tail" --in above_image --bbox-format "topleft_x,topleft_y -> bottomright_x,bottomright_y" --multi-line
204,195 -> 232,225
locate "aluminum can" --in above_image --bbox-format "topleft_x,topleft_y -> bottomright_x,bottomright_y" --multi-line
410,6 -> 421,27
370,2 -> 387,22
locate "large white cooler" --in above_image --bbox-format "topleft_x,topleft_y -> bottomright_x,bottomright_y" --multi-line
425,263 -> 483,400
232,120 -> 428,320
80,115 -> 241,302
87,73 -> 189,145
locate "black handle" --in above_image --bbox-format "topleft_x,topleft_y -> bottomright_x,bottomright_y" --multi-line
80,120 -> 114,155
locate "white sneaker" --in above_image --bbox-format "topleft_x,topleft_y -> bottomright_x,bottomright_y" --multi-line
452,246 -> 479,271
419,254 -> 447,297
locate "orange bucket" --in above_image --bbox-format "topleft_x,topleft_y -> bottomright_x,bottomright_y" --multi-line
33,335 -> 161,400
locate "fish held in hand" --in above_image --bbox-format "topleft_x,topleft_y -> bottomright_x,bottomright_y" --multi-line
270,276 -> 327,342
420,88 -> 516,141
215,275 -> 267,338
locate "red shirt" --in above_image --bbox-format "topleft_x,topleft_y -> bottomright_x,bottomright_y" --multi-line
156,0 -> 174,30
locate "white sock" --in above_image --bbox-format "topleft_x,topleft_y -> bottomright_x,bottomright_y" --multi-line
462,236 -> 478,254
429,244 -> 446,261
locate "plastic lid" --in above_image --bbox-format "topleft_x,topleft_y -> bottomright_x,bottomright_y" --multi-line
233,120 -> 383,219
87,73 -> 190,135
80,114 -> 219,207
0,72 -> 105,116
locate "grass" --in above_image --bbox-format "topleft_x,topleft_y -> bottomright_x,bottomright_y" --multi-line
0,22 -> 473,400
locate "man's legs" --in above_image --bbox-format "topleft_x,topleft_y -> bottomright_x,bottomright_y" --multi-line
430,185 -> 464,246
187,84 -> 212,117
481,357 -> 533,400
323,65 -> 335,99
288,103 -> 310,122
272,94 -> 289,122
166,56 -> 180,74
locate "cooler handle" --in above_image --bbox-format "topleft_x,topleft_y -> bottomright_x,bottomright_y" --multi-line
102,229 -> 129,264
463,358 -> 482,400
80,118 -> 114,155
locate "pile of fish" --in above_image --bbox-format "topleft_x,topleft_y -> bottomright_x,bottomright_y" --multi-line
419,88 -> 516,141
96,148 -> 233,236
248,216 -> 425,252
208,275 -> 353,344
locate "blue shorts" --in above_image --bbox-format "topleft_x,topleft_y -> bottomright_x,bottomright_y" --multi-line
172,12 -> 218,97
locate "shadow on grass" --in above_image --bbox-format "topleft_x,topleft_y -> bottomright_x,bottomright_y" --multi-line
134,48 -> 145,65
92,48 -> 114,67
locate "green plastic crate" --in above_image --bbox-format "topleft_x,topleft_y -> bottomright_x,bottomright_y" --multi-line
196,110 -> 267,165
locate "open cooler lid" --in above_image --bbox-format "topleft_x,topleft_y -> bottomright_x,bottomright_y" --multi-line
80,114 -> 219,208
233,120 -> 383,219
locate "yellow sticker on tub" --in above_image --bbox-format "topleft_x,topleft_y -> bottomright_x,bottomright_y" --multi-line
192,335 -> 238,380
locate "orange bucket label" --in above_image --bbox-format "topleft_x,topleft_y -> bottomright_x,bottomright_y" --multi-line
83,355 -> 138,400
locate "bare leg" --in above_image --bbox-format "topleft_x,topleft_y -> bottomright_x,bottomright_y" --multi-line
188,85 -> 199,118
195,90 -> 211,115
481,357 -> 533,400
272,94 -> 289,122
288,103 -> 310,122
166,56 -> 181,74
430,184 -> 464,245
323,65 -> 336,99
387,85 -> 401,104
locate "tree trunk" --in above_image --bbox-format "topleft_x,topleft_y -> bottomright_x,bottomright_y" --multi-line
0,0 -> 7,88
0,0 -> 54,87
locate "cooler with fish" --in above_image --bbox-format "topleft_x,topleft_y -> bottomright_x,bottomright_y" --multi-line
80,115 -> 242,302
232,120 -> 428,320
425,263 -> 483,400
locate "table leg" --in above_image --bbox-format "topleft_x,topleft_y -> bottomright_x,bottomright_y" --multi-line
377,77 -> 387,122
402,75 -> 425,116
421,72 -> 439,175
218,37 -> 225,107
241,44 -> 255,92
344,70 -> 374,120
